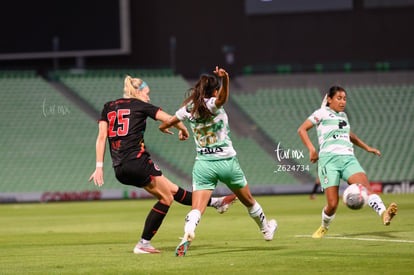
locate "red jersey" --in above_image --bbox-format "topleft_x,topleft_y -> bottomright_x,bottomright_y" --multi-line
99,98 -> 161,166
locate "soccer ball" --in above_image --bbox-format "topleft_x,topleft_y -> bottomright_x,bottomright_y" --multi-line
342,184 -> 369,210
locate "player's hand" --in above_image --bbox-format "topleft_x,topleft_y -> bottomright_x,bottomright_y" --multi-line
213,66 -> 228,78
309,149 -> 319,163
89,168 -> 104,187
159,126 -> 174,135
367,147 -> 381,157
179,129 -> 189,140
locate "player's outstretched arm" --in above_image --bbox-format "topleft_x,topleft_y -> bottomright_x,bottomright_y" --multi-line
158,113 -> 189,140
350,131 -> 381,156
213,66 -> 229,108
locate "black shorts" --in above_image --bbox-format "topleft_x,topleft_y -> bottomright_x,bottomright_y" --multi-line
114,155 -> 162,188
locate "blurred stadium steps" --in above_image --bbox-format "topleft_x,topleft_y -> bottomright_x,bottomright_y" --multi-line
55,69 -> 300,194
232,72 -> 414,183
2,70 -> 412,201
0,71 -> 103,194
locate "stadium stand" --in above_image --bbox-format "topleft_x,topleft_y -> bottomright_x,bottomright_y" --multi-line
232,87 -> 321,180
346,85 -> 414,182
56,70 -> 196,177
0,71 -> 184,196
0,71 -> 102,192
232,73 -> 414,182
2,70 -> 412,199
57,70 -> 298,187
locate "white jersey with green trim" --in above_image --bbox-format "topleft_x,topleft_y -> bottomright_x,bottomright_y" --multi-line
175,97 -> 236,160
307,106 -> 354,156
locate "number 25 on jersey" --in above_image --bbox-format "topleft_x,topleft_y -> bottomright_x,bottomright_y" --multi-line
107,109 -> 130,137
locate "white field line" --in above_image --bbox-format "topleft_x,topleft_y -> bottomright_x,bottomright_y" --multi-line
295,235 -> 414,244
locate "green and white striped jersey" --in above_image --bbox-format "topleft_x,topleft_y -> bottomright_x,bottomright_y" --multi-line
307,107 -> 354,156
175,97 -> 236,160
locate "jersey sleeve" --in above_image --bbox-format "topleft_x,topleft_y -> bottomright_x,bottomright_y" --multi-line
206,97 -> 219,114
175,106 -> 189,121
142,102 -> 161,120
307,108 -> 325,125
99,103 -> 110,122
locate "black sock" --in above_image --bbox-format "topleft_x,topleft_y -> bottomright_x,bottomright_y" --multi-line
173,187 -> 212,206
173,187 -> 193,205
141,201 -> 170,241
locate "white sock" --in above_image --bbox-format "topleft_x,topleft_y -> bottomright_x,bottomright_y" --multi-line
140,239 -> 150,244
321,207 -> 336,228
209,197 -> 218,207
184,209 -> 201,234
248,201 -> 267,231
368,194 -> 386,216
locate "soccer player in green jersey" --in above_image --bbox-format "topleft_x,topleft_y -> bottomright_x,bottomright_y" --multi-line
298,86 -> 397,238
160,66 -> 277,256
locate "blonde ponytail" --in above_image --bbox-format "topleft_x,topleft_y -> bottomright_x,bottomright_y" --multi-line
123,75 -> 145,99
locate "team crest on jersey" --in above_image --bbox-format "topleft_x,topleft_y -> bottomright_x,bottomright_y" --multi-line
338,120 -> 347,129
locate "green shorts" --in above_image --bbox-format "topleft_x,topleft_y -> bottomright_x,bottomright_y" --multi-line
192,157 -> 247,191
318,154 -> 365,189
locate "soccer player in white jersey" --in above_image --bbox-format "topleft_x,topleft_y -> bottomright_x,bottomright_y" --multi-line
160,66 -> 277,256
298,86 -> 397,238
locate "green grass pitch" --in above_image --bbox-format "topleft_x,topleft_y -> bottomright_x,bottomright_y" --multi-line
1,194 -> 413,274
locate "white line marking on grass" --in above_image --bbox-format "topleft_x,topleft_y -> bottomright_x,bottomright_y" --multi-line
295,235 -> 414,244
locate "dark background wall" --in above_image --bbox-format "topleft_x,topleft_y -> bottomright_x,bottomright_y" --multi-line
128,0 -> 414,77
1,0 -> 414,78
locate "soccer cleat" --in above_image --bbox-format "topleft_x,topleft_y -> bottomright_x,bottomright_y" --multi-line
312,226 -> 328,239
175,232 -> 195,257
262,219 -> 277,241
133,241 -> 161,254
214,194 -> 238,214
382,202 -> 398,226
